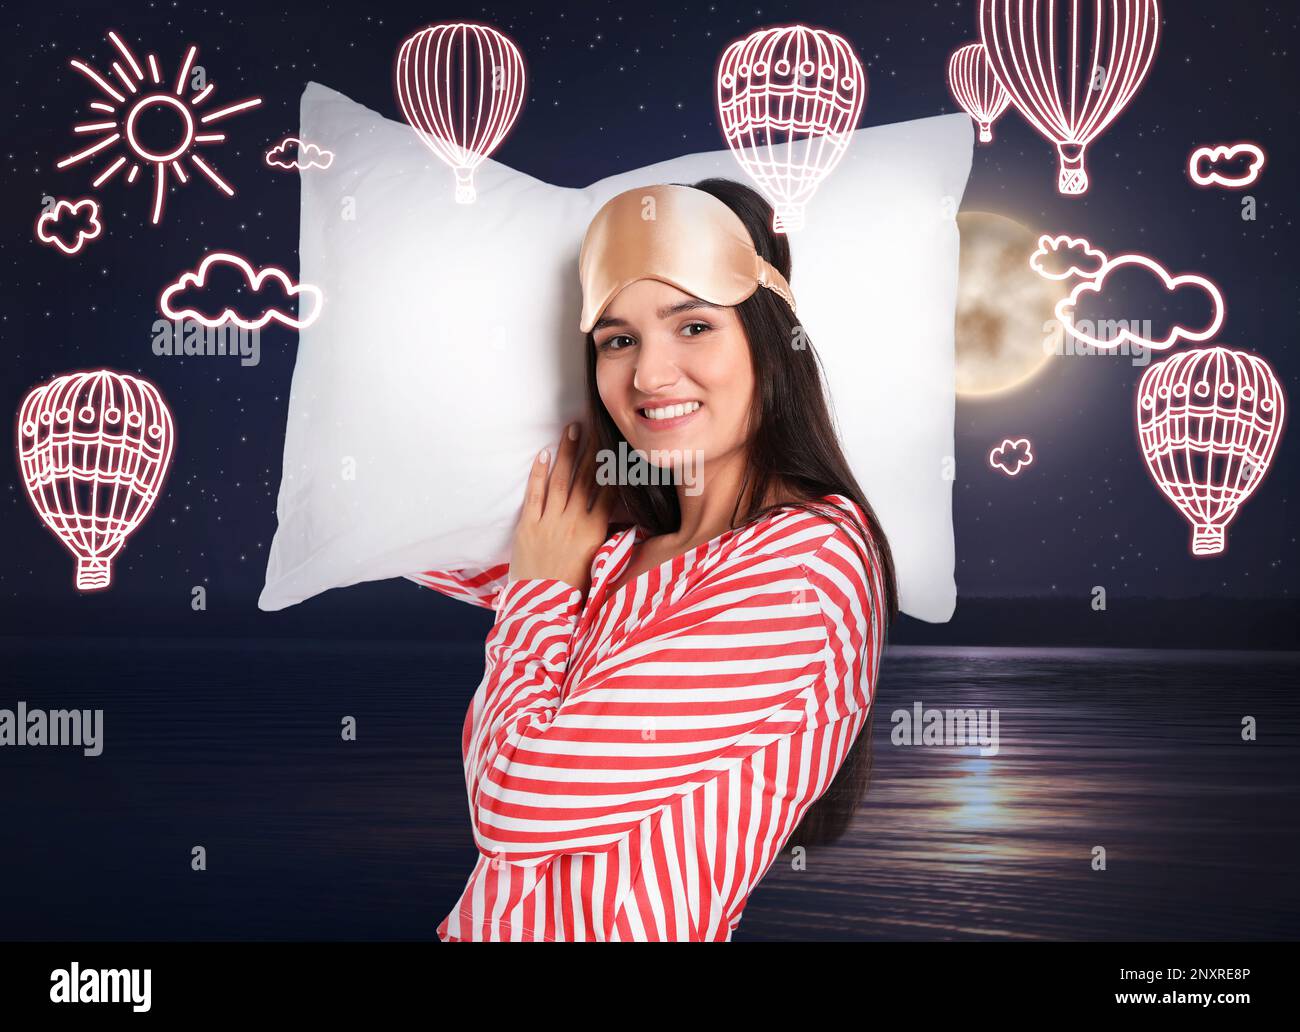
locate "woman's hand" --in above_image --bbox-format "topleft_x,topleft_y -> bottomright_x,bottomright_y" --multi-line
508,421 -> 617,596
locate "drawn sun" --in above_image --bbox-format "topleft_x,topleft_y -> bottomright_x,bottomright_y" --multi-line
57,30 -> 262,225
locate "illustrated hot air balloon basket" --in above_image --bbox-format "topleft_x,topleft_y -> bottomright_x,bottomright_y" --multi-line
773,206 -> 803,235
1057,144 -> 1088,195
17,370 -> 175,592
74,557 -> 113,591
1136,347 -> 1285,558
1192,526 -> 1226,555
452,168 -> 476,205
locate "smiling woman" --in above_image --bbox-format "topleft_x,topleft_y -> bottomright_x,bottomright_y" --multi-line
596,290 -> 742,451
416,178 -> 900,941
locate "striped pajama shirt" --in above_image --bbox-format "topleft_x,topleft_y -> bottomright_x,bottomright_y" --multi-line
411,492 -> 885,941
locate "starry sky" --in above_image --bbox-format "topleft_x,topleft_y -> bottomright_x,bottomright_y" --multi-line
2,0 -> 1296,640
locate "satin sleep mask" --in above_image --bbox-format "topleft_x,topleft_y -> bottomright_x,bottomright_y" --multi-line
577,183 -> 797,334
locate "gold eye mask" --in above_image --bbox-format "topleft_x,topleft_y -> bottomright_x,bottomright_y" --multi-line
578,183 -> 796,334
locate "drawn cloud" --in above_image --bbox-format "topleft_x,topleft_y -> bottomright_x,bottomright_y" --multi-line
1189,143 -> 1265,188
1056,255 -> 1225,352
1029,234 -> 1107,281
159,252 -> 323,330
989,438 -> 1033,477
265,136 -> 335,171
36,198 -> 103,256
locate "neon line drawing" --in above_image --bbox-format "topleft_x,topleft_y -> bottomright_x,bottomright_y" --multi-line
1029,233 -> 1108,281
1188,142 -> 1266,188
989,438 -> 1034,476
1057,254 -> 1225,351
159,252 -> 323,330
979,0 -> 1161,195
715,24 -> 867,233
35,198 -> 103,255
394,23 -> 526,205
947,42 -> 1010,143
57,30 -> 262,225
265,136 -> 335,171
1137,346 -> 1285,556
17,369 -> 175,591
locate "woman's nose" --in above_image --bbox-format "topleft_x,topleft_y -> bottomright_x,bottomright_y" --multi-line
632,336 -> 681,394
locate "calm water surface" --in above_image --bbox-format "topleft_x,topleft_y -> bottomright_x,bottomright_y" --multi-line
1,638 -> 1296,940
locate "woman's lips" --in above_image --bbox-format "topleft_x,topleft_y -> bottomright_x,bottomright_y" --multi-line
635,401 -> 702,432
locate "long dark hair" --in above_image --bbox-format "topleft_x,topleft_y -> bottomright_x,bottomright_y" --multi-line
583,177 -> 900,849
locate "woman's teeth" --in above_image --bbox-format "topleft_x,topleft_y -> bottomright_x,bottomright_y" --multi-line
640,401 -> 701,420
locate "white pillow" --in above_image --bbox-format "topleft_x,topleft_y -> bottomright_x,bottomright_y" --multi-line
259,81 -> 971,622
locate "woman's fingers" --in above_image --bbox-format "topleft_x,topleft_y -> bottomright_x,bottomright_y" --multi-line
523,445 -> 552,520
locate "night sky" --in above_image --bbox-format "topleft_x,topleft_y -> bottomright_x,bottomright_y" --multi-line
2,0 -> 1296,641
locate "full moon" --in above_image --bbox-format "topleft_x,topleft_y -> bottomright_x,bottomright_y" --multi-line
955,211 -> 1067,397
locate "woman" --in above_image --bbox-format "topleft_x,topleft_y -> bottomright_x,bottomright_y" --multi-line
415,178 -> 899,941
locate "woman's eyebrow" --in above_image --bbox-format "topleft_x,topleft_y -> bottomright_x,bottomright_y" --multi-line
594,299 -> 721,332
658,299 -> 721,319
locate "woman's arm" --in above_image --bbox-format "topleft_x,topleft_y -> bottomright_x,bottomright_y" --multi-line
464,545 -> 868,868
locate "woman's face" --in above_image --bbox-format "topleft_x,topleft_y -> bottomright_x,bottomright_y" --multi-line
592,278 -> 754,469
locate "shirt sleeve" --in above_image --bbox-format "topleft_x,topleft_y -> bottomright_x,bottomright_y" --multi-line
407,524 -> 636,612
407,563 -> 512,611
462,551 -> 850,867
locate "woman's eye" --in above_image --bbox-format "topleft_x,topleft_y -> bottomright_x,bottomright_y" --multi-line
598,335 -> 634,352
682,321 -> 711,337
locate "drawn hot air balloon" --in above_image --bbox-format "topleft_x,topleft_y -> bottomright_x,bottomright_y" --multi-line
17,370 -> 175,590
1136,347 -> 1285,556
947,42 -> 1010,143
716,24 -> 867,233
979,0 -> 1161,194
394,22 -> 527,204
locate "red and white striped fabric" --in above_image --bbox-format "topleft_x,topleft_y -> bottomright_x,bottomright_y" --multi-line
410,492 -> 886,941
